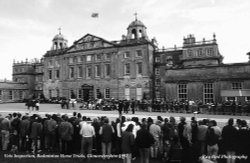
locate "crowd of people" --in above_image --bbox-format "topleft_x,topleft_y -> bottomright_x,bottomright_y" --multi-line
58,97 -> 250,116
0,110 -> 250,163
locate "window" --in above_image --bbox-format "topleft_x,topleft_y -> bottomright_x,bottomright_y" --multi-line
137,62 -> 142,75
156,91 -> 161,99
69,67 -> 74,79
245,97 -> 250,101
49,90 -> 52,98
226,97 -> 237,102
78,89 -> 82,99
125,87 -> 130,100
69,58 -> 74,64
155,57 -> 160,63
136,87 -> 142,100
95,65 -> 101,77
178,84 -> 187,101
8,90 -> 13,100
96,88 -> 101,99
55,60 -> 59,67
96,54 -> 102,61
70,89 -> 76,99
56,89 -> 60,97
55,70 -> 60,79
232,82 -> 242,89
48,60 -> 53,66
105,64 -> 111,77
156,78 -> 161,86
197,48 -> 203,57
87,67 -> 92,78
77,56 -> 83,62
105,88 -> 110,99
136,50 -> 142,57
19,91 -> 23,99
48,70 -> 52,79
155,68 -> 160,75
124,63 -> 130,75
86,55 -> 91,62
187,49 -> 193,57
105,53 -> 111,60
73,57 -> 77,63
0,90 -> 2,100
206,48 -> 214,56
124,52 -> 130,58
204,83 -> 214,104
78,66 -> 83,78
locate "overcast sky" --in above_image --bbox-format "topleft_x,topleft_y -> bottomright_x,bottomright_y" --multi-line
0,0 -> 250,79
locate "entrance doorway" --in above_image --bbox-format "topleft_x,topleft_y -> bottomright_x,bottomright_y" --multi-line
82,84 -> 94,102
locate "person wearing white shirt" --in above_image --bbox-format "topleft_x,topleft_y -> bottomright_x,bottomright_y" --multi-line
79,117 -> 95,156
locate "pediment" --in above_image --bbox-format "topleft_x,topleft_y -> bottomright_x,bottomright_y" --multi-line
67,34 -> 115,52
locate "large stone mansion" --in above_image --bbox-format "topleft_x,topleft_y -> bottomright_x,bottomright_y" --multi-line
1,18 -> 250,104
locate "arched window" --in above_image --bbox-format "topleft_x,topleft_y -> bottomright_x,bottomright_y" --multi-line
132,29 -> 137,39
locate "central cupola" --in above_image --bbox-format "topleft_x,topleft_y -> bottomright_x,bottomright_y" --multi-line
126,13 -> 148,40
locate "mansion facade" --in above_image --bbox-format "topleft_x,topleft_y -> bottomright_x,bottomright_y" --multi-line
1,18 -> 250,104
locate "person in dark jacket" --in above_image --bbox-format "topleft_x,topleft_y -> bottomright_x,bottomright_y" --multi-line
19,115 -> 30,151
118,100 -> 124,117
206,120 -> 220,163
10,113 -> 21,152
44,114 -> 58,152
30,116 -> 43,154
221,118 -> 238,163
135,124 -> 155,163
131,99 -> 136,114
237,120 -> 250,163
122,124 -> 134,163
58,115 -> 74,154
99,118 -> 114,156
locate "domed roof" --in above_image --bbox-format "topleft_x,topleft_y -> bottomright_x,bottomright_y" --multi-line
53,33 -> 66,41
128,19 -> 146,28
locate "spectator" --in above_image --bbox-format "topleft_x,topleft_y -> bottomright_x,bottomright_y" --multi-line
80,116 -> 95,157
115,118 -> 122,154
118,100 -> 124,117
136,123 -> 155,163
19,115 -> 30,151
122,124 -> 135,163
178,117 -> 191,163
92,118 -> 101,154
44,114 -> 58,152
237,120 -> 250,163
197,119 -> 208,155
206,120 -> 220,163
99,118 -> 114,156
58,115 -> 74,154
149,120 -> 162,158
1,115 -> 11,151
221,118 -> 238,163
10,113 -> 21,152
131,99 -> 136,114
30,116 -> 43,154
